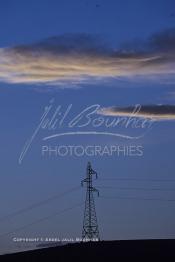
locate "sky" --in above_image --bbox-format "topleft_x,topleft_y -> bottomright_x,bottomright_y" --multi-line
0,0 -> 175,254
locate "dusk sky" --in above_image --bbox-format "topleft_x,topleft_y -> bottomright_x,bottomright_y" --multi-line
0,0 -> 175,254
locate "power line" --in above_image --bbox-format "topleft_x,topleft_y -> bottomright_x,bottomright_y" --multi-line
100,195 -> 175,202
98,178 -> 175,182
0,202 -> 84,238
97,185 -> 175,191
0,186 -> 81,222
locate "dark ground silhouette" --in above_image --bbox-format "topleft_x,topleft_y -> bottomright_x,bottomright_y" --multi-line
1,239 -> 175,261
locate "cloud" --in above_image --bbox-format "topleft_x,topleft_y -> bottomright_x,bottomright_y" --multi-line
0,30 -> 175,85
98,104 -> 175,120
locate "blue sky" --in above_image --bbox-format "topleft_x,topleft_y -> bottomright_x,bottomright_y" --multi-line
0,0 -> 175,254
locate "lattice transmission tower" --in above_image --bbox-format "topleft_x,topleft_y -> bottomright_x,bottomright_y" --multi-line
81,162 -> 100,241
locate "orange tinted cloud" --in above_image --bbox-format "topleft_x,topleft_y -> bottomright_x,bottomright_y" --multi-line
98,105 -> 175,120
0,31 -> 175,85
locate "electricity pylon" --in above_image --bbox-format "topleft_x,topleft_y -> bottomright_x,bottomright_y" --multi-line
81,162 -> 100,241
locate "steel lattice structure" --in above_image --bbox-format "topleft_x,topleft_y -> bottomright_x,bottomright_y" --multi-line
81,162 -> 100,241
